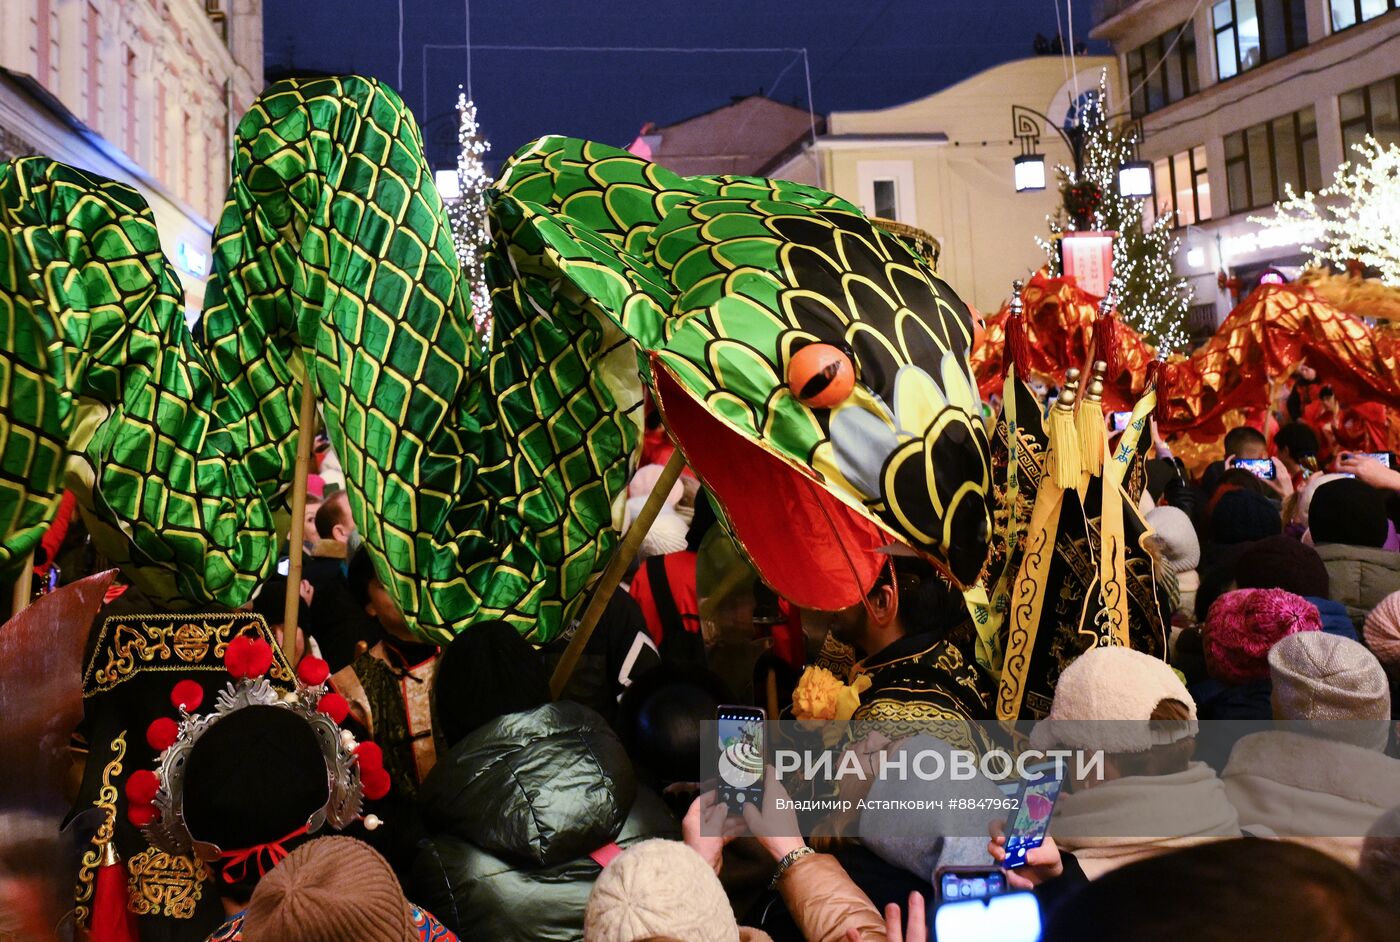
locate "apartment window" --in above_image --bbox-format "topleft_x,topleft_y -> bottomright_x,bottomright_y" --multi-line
1339,74 -> 1400,151
872,180 -> 898,220
857,160 -> 915,224
1331,0 -> 1397,31
1150,145 -> 1212,227
1213,0 -> 1307,79
1224,106 -> 1321,212
1126,23 -> 1198,116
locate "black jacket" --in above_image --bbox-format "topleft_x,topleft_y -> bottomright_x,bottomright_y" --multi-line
409,701 -> 678,941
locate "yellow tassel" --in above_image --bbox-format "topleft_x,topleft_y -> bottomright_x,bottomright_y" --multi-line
1047,395 -> 1081,490
1077,401 -> 1105,477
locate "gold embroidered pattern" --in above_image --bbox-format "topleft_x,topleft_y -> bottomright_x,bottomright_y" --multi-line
83,613 -> 294,694
73,731 -> 125,929
127,847 -> 209,919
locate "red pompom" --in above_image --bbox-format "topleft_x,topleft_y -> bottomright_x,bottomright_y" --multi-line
224,635 -> 253,679
127,803 -> 159,828
354,741 -> 383,769
296,656 -> 331,687
242,638 -> 274,679
361,767 -> 392,801
170,679 -> 204,712
146,717 -> 180,752
125,769 -> 160,805
317,692 -> 350,725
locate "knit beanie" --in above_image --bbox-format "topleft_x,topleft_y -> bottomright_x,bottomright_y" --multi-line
1363,590 -> 1400,677
1210,490 -> 1282,545
1030,647 -> 1197,754
628,463 -> 684,505
637,507 -> 691,558
433,619 -> 550,748
1204,588 -> 1321,686
584,839 -> 739,942
1307,478 -> 1389,547
1232,535 -> 1330,599
243,837 -> 413,942
1145,506 -> 1200,573
1269,631 -> 1392,750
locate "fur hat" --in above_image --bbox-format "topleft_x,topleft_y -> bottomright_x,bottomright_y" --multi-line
1292,472 -> 1345,527
244,837 -> 414,942
1145,506 -> 1200,573
1269,631 -> 1392,750
1307,478 -> 1389,548
584,839 -> 738,942
1030,647 -> 1197,754
1204,588 -> 1322,686
1363,590 -> 1400,677
1232,535 -> 1330,599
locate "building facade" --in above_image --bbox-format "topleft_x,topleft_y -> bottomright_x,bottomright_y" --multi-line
0,0 -> 264,317
627,95 -> 825,178
1092,0 -> 1400,325
767,57 -> 1119,315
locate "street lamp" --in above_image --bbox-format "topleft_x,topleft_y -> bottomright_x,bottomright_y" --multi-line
1010,104 -> 1147,210
1116,160 -> 1154,200
1014,154 -> 1047,192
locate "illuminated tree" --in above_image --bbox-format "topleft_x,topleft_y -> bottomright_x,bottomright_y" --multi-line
449,91 -> 493,343
1038,74 -> 1191,351
1252,136 -> 1400,285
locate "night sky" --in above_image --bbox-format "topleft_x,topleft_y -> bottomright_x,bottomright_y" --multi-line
263,0 -> 1106,173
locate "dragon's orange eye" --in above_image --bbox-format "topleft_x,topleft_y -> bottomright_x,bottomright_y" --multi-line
788,343 -> 855,409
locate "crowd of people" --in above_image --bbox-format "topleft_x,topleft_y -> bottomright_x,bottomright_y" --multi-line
14,369 -> 1400,941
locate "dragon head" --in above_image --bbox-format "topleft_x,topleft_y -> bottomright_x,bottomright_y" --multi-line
491,139 -> 992,609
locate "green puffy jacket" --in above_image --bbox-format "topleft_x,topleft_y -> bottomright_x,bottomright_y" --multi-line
409,701 -> 679,941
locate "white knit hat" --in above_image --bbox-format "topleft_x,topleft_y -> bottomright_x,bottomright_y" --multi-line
637,508 -> 690,558
1030,646 -> 1197,754
584,840 -> 739,942
1145,506 -> 1200,573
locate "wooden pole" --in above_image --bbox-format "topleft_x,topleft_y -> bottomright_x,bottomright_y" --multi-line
281,373 -> 318,658
9,550 -> 33,618
550,449 -> 686,699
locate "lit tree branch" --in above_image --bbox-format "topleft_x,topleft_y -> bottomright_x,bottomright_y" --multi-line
1252,137 -> 1400,286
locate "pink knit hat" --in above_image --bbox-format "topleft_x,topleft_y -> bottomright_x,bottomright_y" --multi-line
1363,590 -> 1400,677
1204,588 -> 1321,686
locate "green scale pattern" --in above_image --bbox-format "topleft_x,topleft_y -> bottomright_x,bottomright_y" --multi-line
0,75 -> 993,644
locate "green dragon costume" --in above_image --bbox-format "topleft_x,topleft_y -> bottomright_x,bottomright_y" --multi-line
0,75 -> 993,646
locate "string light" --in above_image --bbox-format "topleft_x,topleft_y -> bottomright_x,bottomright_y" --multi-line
1252,136 -> 1400,286
448,89 -> 493,344
1038,74 -> 1191,352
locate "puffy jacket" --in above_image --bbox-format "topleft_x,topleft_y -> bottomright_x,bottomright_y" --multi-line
1314,543 -> 1400,632
409,701 -> 677,942
1304,595 -> 1359,641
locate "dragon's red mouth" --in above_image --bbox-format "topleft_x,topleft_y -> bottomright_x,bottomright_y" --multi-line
652,361 -> 890,611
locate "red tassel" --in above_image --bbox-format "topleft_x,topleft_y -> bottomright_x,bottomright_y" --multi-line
90,842 -> 138,942
1006,312 -> 1030,378
1093,309 -> 1121,381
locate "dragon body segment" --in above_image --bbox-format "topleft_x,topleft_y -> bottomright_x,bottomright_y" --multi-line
1,76 -> 997,644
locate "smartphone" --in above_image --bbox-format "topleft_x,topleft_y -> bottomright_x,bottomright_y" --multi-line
716,705 -> 765,814
1233,457 -> 1276,481
1355,452 -> 1392,468
276,557 -> 290,576
936,867 -> 1008,903
932,891 -> 1042,942
1003,762 -> 1064,869
1110,411 -> 1133,432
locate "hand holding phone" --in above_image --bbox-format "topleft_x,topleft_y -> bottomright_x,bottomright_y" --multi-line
716,705 -> 766,815
1000,763 -> 1063,869
1232,457 -> 1276,480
